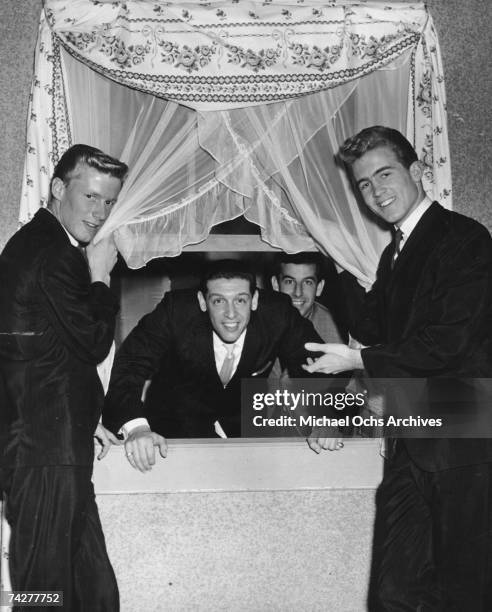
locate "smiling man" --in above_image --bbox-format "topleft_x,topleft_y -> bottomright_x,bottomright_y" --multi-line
0,144 -> 127,610
303,126 -> 492,610
271,252 -> 344,348
103,259 -> 323,470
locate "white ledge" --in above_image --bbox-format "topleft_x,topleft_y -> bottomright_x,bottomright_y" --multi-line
93,438 -> 384,494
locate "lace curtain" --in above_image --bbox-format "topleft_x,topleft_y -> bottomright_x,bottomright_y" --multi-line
20,0 -> 450,283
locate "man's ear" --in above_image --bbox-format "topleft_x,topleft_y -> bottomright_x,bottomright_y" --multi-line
252,289 -> 259,311
51,177 -> 65,202
197,291 -> 207,312
315,279 -> 325,297
409,160 -> 423,184
271,276 -> 279,292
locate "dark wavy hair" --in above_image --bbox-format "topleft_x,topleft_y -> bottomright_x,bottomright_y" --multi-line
339,126 -> 418,169
200,259 -> 257,295
273,252 -> 324,281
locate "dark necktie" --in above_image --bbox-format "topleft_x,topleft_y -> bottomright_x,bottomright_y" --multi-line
391,228 -> 404,269
77,244 -> 88,264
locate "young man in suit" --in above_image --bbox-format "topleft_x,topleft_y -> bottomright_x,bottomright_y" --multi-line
271,252 -> 346,340
303,126 -> 492,610
270,252 -> 345,378
103,259 -> 325,472
0,144 -> 127,611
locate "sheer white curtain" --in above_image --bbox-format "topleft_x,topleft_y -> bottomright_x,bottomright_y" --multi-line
62,50 -> 247,265
62,47 -> 411,282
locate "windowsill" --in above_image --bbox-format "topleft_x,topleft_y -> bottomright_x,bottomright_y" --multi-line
182,234 -> 316,252
93,438 -> 384,494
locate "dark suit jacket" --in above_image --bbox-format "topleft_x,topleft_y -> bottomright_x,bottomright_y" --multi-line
104,289 -> 324,437
342,202 -> 492,470
0,209 -> 119,468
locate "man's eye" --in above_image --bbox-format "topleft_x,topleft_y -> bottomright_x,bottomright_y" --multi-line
283,279 -> 293,285
304,280 -> 314,286
212,298 -> 224,306
235,298 -> 247,305
86,193 -> 96,200
359,182 -> 369,191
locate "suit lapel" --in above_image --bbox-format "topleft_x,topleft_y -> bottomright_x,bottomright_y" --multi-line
230,311 -> 273,382
188,316 -> 220,384
233,320 -> 261,381
381,202 -> 445,335
390,202 -> 442,277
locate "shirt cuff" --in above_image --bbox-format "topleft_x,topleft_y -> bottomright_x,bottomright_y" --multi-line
120,418 -> 150,439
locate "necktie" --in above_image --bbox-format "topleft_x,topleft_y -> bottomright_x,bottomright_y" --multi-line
77,243 -> 88,263
391,228 -> 404,269
219,344 -> 235,386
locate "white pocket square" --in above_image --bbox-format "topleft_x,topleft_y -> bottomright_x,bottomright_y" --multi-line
252,361 -> 273,376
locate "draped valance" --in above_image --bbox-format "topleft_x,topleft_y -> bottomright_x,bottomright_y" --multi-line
47,0 -> 423,108
20,0 -> 450,282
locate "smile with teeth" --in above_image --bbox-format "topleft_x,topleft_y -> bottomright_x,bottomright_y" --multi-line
223,322 -> 239,329
84,221 -> 99,231
378,197 -> 395,208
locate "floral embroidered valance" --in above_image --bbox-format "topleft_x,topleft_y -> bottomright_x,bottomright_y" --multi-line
47,0 -> 426,109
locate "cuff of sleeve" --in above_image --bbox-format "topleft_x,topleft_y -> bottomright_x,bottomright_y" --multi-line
352,347 -> 364,370
120,418 -> 150,439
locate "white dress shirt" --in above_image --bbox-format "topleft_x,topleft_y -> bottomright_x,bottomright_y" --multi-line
394,195 -> 433,254
123,330 -> 247,438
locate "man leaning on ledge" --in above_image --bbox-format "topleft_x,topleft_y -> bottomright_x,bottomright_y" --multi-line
103,259 -> 327,471
0,144 -> 126,611
304,126 -> 492,611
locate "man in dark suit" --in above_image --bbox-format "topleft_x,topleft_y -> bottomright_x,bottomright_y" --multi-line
303,126 -> 492,610
0,144 -> 127,611
103,259 -> 325,471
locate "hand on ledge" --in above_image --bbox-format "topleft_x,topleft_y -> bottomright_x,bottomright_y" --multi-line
124,425 -> 167,472
307,426 -> 344,454
94,423 -> 122,460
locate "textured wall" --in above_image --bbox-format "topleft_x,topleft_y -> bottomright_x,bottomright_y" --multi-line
0,0 -> 40,249
425,0 -> 492,227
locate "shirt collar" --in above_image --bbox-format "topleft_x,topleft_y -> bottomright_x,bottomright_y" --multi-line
213,329 -> 247,356
396,195 -> 433,240
46,208 -> 79,247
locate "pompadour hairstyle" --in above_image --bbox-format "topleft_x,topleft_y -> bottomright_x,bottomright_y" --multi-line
200,259 -> 257,295
339,126 -> 418,169
50,144 -> 128,193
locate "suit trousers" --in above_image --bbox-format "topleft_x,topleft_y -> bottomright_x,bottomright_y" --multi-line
368,441 -> 492,612
3,466 -> 119,612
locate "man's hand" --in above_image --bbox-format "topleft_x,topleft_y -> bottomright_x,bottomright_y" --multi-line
124,425 -> 167,473
94,423 -> 121,460
307,426 -> 344,454
86,235 -> 118,286
302,343 -> 363,374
